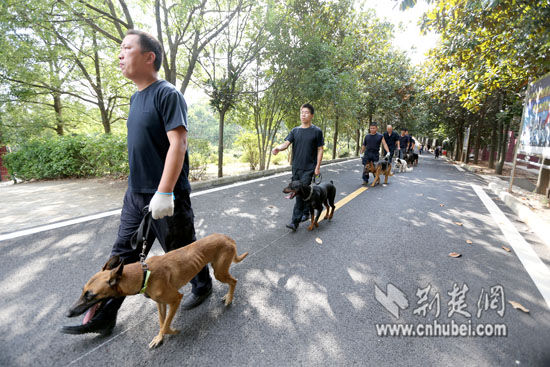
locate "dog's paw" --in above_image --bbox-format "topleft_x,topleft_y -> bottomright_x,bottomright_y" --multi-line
222,294 -> 233,306
165,328 -> 180,335
149,334 -> 164,349
307,225 -> 314,231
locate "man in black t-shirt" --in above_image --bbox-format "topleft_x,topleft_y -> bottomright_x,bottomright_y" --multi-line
272,103 -> 324,231
383,124 -> 400,160
399,128 -> 410,159
62,30 -> 212,336
360,122 -> 390,184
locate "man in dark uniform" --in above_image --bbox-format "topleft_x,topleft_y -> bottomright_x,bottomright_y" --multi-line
360,122 -> 390,185
407,129 -> 415,152
62,30 -> 212,336
272,103 -> 324,231
383,124 -> 400,160
399,128 -> 410,159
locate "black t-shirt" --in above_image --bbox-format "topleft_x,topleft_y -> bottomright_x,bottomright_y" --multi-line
127,80 -> 190,193
363,133 -> 383,153
383,131 -> 399,151
285,125 -> 324,170
399,134 -> 409,150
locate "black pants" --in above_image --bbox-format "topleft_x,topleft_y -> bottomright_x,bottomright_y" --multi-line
291,167 -> 314,225
96,190 -> 212,323
362,151 -> 379,182
111,189 -> 212,296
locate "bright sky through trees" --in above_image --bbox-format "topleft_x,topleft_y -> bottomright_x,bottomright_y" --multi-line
359,0 -> 439,64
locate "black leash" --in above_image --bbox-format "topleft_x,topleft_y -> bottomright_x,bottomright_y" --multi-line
130,205 -> 152,271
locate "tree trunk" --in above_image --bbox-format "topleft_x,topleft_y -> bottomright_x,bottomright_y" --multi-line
217,109 -> 226,178
332,113 -> 339,160
473,118 -> 482,164
495,119 -> 510,175
355,127 -> 361,156
465,127 -> 472,164
53,92 -> 64,136
488,117 -> 498,169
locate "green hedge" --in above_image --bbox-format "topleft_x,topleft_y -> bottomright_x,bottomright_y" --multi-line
4,134 -> 129,180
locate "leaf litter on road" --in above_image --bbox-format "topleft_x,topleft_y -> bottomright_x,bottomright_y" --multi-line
315,237 -> 323,245
449,252 -> 462,258
502,246 -> 511,252
466,240 -> 473,244
508,300 -> 529,313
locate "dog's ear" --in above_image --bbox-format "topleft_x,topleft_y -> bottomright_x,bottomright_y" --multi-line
108,262 -> 124,287
102,255 -> 122,271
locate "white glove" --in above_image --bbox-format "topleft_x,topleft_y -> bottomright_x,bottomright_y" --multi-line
384,152 -> 390,159
149,191 -> 174,219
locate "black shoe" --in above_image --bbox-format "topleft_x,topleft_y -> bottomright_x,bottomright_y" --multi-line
285,222 -> 298,231
181,288 -> 212,310
61,317 -> 116,336
300,214 -> 309,222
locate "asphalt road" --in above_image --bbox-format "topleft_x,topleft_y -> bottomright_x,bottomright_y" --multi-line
1,155 -> 549,366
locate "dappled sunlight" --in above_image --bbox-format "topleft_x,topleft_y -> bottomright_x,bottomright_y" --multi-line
285,274 -> 336,323
2,257 -> 47,295
347,267 -> 369,284
244,268 -> 295,330
306,332 -> 343,363
52,232 -> 95,250
345,292 -> 366,310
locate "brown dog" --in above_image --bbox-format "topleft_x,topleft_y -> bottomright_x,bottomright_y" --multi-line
364,160 -> 393,186
66,233 -> 248,348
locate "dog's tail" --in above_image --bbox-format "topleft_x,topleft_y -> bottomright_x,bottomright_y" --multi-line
330,180 -> 334,184
234,252 -> 249,263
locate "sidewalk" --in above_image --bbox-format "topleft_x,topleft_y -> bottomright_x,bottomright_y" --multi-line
444,157 -> 550,250
0,158 -> 351,235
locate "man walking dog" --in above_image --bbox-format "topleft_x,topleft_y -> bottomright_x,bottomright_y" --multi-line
383,124 -> 400,161
272,103 -> 324,231
361,122 -> 390,185
62,30 -> 212,336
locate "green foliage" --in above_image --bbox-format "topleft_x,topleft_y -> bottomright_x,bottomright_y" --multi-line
4,134 -> 128,180
188,137 -> 213,181
234,131 -> 260,170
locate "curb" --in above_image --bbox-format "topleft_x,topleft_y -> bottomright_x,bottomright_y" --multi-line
190,157 -> 356,191
454,161 -> 550,251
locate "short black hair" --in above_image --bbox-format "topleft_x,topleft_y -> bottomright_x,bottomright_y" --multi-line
126,30 -> 163,71
369,121 -> 378,127
301,103 -> 314,115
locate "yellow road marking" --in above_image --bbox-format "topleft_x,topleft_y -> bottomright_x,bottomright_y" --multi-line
317,186 -> 368,223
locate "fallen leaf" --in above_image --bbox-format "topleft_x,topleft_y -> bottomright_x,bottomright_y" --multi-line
454,222 -> 463,226
502,246 -> 511,252
440,204 -> 445,207
315,238 -> 323,245
466,240 -> 473,244
449,252 -> 462,258
508,300 -> 529,313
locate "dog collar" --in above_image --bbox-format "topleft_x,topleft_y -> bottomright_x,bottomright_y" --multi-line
304,187 -> 313,201
139,269 -> 151,294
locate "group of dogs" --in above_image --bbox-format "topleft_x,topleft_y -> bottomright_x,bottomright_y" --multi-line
66,150 -> 419,349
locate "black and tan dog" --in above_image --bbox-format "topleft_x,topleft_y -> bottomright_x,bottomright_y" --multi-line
405,151 -> 419,166
66,233 -> 248,348
283,180 -> 336,230
364,160 -> 393,186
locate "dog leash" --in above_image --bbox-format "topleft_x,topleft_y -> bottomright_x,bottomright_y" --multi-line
312,173 -> 322,185
130,206 -> 153,271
